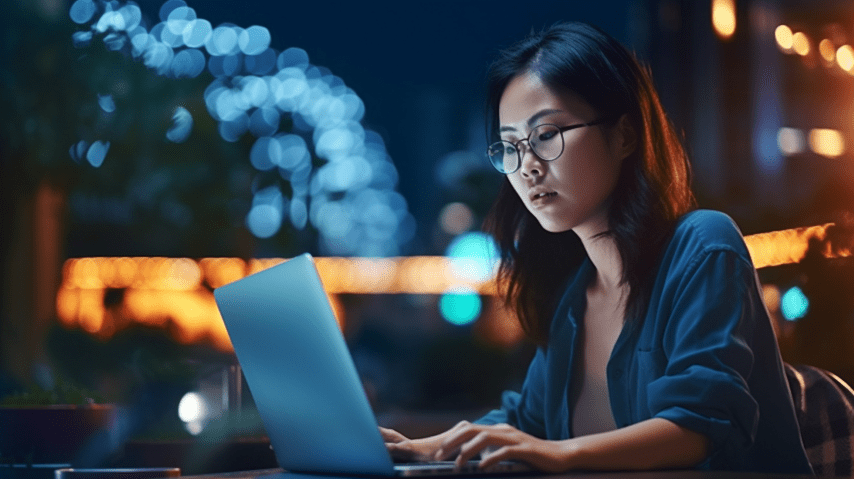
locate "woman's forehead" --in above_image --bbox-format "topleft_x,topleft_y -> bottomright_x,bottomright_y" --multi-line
498,72 -> 593,128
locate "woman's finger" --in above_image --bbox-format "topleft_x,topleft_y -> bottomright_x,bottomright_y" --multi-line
455,430 -> 500,467
478,445 -> 514,470
379,427 -> 408,443
386,442 -> 418,461
435,423 -> 481,460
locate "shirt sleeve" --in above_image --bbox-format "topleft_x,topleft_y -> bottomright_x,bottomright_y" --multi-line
646,248 -> 762,460
473,348 -> 548,438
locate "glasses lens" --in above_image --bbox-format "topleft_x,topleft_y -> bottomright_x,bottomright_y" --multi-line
530,124 -> 563,161
487,141 -> 518,173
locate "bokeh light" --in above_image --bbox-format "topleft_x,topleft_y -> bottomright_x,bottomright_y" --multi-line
836,45 -> 854,71
71,0 -> 415,256
159,0 -> 186,22
178,391 -> 207,423
777,127 -> 805,156
246,186 -> 284,238
819,39 -> 836,63
445,232 -> 499,283
166,106 -> 193,143
70,0 -> 98,24
439,287 -> 482,326
808,128 -> 845,158
178,391 -> 207,436
98,94 -> 116,113
792,32 -> 810,56
712,0 -> 736,40
207,25 -> 239,56
69,140 -> 89,163
86,140 -> 110,167
439,202 -> 474,235
171,48 -> 206,78
775,25 -> 793,51
781,286 -> 809,321
239,26 -> 271,55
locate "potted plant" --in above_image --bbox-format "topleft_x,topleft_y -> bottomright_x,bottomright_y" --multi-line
0,380 -> 116,466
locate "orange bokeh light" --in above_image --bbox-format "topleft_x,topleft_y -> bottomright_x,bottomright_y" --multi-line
57,227 -> 843,352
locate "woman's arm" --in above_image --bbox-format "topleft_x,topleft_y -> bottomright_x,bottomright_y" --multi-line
437,417 -> 709,473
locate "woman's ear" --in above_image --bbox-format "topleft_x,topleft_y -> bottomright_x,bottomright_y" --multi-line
610,114 -> 637,161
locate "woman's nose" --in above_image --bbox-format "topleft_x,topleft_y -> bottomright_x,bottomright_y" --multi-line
519,145 -> 544,178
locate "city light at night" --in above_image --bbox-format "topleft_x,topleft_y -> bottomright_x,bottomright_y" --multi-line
712,0 -> 736,40
775,25 -> 793,51
808,128 -> 845,158
781,286 -> 809,321
53,223 -> 850,350
68,0 -> 416,257
439,288 -> 482,327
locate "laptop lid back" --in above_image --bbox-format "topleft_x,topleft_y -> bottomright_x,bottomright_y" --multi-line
214,253 -> 395,476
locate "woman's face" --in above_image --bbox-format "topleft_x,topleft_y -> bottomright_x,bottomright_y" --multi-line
498,72 -> 632,235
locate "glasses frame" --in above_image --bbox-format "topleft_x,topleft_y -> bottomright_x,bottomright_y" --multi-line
487,118 -> 610,174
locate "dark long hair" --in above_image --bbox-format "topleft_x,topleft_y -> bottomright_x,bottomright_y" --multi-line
483,22 -> 696,345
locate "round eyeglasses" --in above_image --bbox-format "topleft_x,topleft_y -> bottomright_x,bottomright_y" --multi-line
486,119 -> 609,174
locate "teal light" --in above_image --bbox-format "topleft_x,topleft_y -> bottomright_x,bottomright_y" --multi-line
445,232 -> 499,283
439,288 -> 482,326
781,286 -> 809,321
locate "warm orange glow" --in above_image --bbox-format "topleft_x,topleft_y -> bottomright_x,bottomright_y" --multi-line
743,224 -> 846,269
712,0 -> 736,39
56,287 -> 79,327
476,298 -> 524,349
819,39 -> 836,62
792,32 -> 810,56
57,256 -> 500,351
836,45 -> 854,71
78,289 -> 105,334
199,258 -> 246,289
762,285 -> 781,313
808,128 -> 845,158
775,25 -> 793,51
58,234 -> 848,351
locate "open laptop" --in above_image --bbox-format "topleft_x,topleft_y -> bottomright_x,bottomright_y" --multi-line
213,253 -> 532,477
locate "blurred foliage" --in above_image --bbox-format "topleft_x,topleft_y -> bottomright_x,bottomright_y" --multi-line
0,1 -> 305,257
0,378 -> 104,406
45,323 -> 232,402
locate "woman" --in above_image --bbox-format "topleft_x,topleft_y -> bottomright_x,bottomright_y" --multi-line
383,22 -> 813,474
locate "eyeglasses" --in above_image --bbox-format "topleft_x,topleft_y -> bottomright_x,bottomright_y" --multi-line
486,118 -> 609,174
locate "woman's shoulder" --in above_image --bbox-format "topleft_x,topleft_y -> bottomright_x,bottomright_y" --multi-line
666,209 -> 751,263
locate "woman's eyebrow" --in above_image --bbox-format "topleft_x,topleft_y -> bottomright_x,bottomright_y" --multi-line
499,109 -> 565,133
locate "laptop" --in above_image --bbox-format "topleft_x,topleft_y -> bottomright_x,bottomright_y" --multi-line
213,253 -> 532,477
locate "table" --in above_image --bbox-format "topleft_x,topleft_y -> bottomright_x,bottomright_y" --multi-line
186,468 -> 818,479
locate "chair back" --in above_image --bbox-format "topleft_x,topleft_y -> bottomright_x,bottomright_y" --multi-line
786,363 -> 854,477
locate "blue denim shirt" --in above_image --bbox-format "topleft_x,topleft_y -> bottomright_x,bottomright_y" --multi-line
476,210 -> 813,474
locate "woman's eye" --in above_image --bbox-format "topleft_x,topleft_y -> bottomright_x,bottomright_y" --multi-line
537,131 -> 557,142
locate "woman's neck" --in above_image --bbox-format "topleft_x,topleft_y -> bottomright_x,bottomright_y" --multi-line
575,218 -> 625,296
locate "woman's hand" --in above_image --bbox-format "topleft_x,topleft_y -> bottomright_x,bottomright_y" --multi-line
434,421 -> 575,473
380,427 -> 448,462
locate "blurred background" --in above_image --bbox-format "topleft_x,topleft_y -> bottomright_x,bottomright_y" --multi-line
2,0 -> 854,473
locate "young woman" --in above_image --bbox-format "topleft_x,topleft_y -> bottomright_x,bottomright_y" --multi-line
382,22 -> 813,474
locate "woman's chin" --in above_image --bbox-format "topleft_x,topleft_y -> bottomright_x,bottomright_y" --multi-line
536,219 -> 574,234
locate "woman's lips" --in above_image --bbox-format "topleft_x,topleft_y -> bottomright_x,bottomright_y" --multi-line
530,191 -> 557,206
